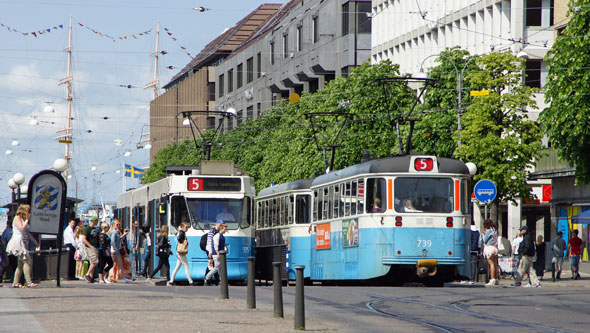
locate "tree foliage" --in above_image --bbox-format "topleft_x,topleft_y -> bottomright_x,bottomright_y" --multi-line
541,2 -> 590,183
455,51 -> 544,203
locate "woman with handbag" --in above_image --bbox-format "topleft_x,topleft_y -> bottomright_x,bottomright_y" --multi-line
168,222 -> 194,286
109,219 -> 132,283
148,225 -> 171,284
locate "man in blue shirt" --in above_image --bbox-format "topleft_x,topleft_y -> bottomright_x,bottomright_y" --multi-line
1,221 -> 16,283
204,223 -> 227,286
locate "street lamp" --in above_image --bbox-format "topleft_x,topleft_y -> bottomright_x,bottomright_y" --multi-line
418,53 -> 478,148
12,172 -> 25,200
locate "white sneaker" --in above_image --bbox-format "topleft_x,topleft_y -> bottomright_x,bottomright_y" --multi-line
485,279 -> 496,286
122,279 -> 132,284
104,279 -> 112,284
523,284 -> 532,288
146,278 -> 153,284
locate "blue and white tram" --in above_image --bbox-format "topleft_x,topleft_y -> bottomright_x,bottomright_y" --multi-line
116,161 -> 255,282
309,155 -> 473,285
255,179 -> 313,281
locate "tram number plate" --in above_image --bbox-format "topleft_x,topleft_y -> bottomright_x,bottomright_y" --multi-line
417,239 -> 432,247
414,158 -> 433,171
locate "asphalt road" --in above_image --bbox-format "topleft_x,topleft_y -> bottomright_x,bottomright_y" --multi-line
1,276 -> 589,332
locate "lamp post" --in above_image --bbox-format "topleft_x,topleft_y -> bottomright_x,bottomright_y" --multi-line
8,178 -> 17,202
419,54 -> 478,148
12,172 -> 25,200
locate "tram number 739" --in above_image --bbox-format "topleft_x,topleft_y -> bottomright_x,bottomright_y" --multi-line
417,239 -> 432,247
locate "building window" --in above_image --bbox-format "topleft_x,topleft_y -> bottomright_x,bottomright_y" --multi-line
312,15 -> 319,43
247,105 -> 253,119
237,110 -> 243,125
524,59 -> 542,89
283,32 -> 289,58
227,69 -> 234,93
270,41 -> 275,65
257,102 -> 261,117
296,24 -> 302,52
218,74 -> 224,97
526,0 -> 543,27
246,57 -> 254,83
356,2 -> 372,34
207,82 -> 215,101
342,66 -> 350,78
206,116 -> 215,130
227,117 -> 234,130
237,63 -> 243,89
342,3 -> 350,36
257,52 -> 262,78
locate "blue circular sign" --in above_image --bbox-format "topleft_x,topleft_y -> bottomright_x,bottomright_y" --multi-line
474,179 -> 497,204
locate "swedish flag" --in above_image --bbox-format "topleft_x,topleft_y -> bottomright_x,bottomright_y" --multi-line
125,164 -> 145,178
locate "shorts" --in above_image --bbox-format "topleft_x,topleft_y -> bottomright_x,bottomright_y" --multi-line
86,247 -> 99,265
570,254 -> 580,268
551,256 -> 563,268
483,245 -> 499,259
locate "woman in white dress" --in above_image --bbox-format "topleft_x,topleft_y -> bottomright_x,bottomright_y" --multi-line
6,204 -> 40,288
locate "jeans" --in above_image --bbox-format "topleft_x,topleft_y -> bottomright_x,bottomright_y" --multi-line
515,255 -> 540,285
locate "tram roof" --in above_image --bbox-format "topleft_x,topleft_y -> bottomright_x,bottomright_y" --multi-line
312,155 -> 469,187
258,178 -> 313,197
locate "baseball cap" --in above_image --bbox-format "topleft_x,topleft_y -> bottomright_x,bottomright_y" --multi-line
216,219 -> 225,224
519,225 -> 528,231
91,216 -> 99,222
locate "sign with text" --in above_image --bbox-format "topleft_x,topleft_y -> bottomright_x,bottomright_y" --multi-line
187,177 -> 241,192
27,170 -> 67,234
316,223 -> 331,249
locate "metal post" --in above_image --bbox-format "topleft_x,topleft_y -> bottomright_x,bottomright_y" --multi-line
219,251 -> 229,299
273,261 -> 283,318
294,265 -> 305,330
247,256 -> 256,309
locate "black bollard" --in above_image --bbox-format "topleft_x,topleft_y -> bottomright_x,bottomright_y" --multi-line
219,250 -> 229,299
294,265 -> 305,330
273,261 -> 284,318
247,256 -> 256,309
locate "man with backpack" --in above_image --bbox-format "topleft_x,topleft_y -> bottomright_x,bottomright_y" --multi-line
204,222 -> 227,286
201,220 -> 223,285
82,216 -> 101,283
511,226 -> 540,288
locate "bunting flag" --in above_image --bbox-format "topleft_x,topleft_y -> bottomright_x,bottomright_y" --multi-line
124,164 -> 145,179
0,22 -> 64,38
163,27 -> 193,59
77,21 -> 152,42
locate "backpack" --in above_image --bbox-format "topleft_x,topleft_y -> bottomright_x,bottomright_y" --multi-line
200,233 -> 208,252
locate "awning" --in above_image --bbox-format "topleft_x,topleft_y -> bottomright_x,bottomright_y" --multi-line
572,209 -> 590,224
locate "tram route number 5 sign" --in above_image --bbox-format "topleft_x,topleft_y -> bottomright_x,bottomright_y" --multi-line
474,179 -> 497,204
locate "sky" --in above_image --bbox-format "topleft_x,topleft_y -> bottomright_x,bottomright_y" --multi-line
0,0 -> 283,206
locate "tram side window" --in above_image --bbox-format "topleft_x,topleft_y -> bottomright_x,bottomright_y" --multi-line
344,182 -> 351,216
240,197 -> 251,228
257,202 -> 263,228
133,205 -> 145,227
316,189 -> 323,221
264,201 -> 270,227
461,179 -> 469,214
295,194 -> 311,224
350,181 -> 358,215
280,196 -> 286,225
357,179 -> 365,213
171,196 -> 188,230
323,187 -> 330,220
366,178 -> 387,213
288,195 -> 294,224
313,190 -> 320,221
333,185 -> 340,218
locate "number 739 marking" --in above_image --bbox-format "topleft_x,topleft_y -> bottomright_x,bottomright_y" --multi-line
417,239 -> 432,247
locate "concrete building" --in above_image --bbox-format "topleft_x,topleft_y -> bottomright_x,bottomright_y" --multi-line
215,0 -> 372,129
371,0 -> 556,241
149,4 -> 281,160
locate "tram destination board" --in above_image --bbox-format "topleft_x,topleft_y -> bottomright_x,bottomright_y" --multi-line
187,177 -> 241,192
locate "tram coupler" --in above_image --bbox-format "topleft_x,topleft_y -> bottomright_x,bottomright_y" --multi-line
416,259 -> 438,277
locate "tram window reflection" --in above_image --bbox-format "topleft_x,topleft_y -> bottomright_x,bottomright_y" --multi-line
185,198 -> 245,230
393,177 -> 454,213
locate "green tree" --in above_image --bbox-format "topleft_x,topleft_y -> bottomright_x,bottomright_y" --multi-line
541,2 -> 590,183
455,51 -> 544,203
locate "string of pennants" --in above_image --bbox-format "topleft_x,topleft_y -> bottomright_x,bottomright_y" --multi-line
0,22 -> 64,38
77,22 -> 152,42
164,27 -> 193,59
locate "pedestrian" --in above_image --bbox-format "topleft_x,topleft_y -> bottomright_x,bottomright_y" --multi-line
204,220 -> 223,284
109,219 -> 132,283
567,229 -> 584,280
0,235 -> 8,286
481,219 -> 499,286
5,204 -> 41,288
82,216 -> 101,283
551,231 -> 566,282
63,218 -> 78,280
204,222 -> 228,286
534,235 -> 546,280
148,225 -> 171,284
169,222 -> 194,286
74,225 -> 87,279
511,226 -> 540,287
120,226 -> 133,282
132,220 -> 143,275
97,223 -> 114,284
1,220 -> 17,284
140,226 -> 152,278
512,233 -> 523,273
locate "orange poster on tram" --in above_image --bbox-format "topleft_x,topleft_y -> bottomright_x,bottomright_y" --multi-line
316,223 -> 331,249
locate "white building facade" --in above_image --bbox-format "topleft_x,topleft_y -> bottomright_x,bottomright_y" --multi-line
371,0 -> 555,241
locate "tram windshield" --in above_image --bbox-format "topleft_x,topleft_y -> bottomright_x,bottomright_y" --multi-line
394,177 -> 454,213
185,198 -> 247,230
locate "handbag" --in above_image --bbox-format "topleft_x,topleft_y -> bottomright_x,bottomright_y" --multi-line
177,239 -> 188,255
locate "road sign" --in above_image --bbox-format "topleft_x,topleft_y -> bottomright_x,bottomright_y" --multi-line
474,179 -> 497,204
